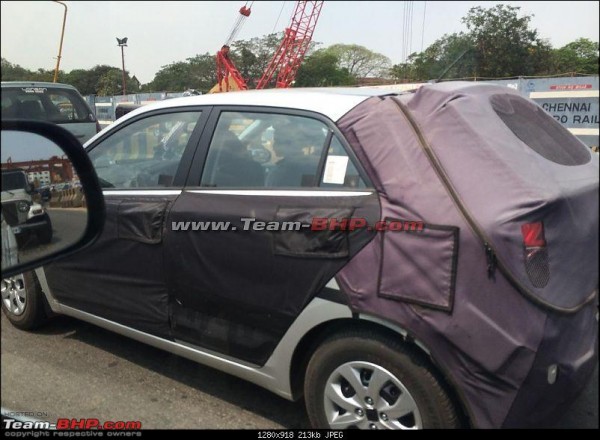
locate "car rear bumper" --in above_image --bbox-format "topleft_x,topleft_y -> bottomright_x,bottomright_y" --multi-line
13,217 -> 48,234
502,295 -> 598,428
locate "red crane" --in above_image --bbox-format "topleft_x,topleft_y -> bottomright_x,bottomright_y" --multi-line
256,1 -> 324,89
211,1 -> 324,93
214,3 -> 253,93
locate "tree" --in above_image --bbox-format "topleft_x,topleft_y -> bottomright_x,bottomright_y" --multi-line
295,50 -> 355,87
230,33 -> 282,86
322,44 -> 391,78
1,58 -> 31,80
146,53 -> 215,93
552,38 -> 599,74
186,53 -> 220,92
95,68 -> 138,96
462,4 -> 552,77
96,70 -> 124,96
1,58 -> 59,82
391,33 -> 475,82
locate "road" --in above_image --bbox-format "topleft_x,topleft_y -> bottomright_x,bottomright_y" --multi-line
1,313 -> 597,429
17,208 -> 86,265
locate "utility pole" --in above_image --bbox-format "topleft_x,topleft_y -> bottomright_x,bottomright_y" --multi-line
116,37 -> 128,95
53,1 -> 67,83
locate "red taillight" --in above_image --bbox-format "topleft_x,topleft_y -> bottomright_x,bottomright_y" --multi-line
521,222 -> 546,248
521,221 -> 549,288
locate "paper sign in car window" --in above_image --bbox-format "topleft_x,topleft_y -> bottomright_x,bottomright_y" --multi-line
323,155 -> 349,185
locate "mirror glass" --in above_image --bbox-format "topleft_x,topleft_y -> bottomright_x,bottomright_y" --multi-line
1,130 -> 88,272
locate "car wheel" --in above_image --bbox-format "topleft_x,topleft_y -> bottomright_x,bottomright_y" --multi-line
36,214 -> 53,244
304,330 -> 460,429
1,271 -> 47,330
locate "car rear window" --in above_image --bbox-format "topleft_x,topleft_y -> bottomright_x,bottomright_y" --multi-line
1,171 -> 28,191
490,94 -> 591,166
1,86 -> 95,124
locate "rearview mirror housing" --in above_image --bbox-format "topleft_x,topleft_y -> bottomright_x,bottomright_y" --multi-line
1,120 -> 105,278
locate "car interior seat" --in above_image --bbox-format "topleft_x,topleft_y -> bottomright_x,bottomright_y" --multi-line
18,100 -> 46,120
208,130 -> 265,187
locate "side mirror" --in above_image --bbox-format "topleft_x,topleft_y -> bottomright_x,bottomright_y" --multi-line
1,120 -> 105,278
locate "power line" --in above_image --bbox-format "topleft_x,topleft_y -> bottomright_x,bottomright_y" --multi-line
272,1 -> 286,34
421,1 -> 426,52
408,1 -> 414,58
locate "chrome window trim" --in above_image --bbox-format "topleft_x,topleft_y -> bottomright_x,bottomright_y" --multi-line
102,190 -> 182,196
186,189 -> 373,197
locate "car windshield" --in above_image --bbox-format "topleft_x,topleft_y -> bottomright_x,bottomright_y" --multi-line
1,171 -> 28,191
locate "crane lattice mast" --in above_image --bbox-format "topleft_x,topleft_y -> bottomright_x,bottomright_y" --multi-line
256,1 -> 324,89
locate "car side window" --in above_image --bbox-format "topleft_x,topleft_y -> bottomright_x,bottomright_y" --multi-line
320,136 -> 367,189
88,111 -> 201,188
47,92 -> 89,123
200,112 -> 329,188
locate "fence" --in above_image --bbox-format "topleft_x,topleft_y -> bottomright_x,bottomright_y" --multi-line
85,92 -> 187,127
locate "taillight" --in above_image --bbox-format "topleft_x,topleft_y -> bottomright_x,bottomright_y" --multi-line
521,222 -> 546,247
521,221 -> 549,288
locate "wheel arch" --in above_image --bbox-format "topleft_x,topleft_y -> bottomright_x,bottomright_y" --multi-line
288,315 -> 472,427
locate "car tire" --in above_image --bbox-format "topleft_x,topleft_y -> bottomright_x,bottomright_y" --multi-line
36,214 -> 53,244
304,330 -> 460,429
1,271 -> 48,330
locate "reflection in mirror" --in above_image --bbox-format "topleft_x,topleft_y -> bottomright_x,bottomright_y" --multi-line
1,130 -> 87,273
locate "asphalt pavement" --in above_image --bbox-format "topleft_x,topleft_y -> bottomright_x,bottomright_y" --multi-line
17,208 -> 87,266
1,313 -> 597,429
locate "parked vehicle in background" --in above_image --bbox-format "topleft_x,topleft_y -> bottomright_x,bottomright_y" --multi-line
2,84 -> 598,429
115,103 -> 142,120
1,168 -> 53,245
1,81 -> 100,144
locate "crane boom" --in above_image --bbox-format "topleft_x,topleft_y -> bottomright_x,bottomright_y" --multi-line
256,1 -> 324,89
213,4 -> 252,93
215,45 -> 248,92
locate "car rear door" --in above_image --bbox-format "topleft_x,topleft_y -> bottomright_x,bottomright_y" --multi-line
44,107 -> 211,339
163,107 -> 380,365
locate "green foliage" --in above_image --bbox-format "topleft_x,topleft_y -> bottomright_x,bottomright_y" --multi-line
552,38 -> 599,74
390,4 -> 584,82
65,65 -> 119,95
391,33 -> 475,81
295,50 -> 355,87
95,68 -> 139,96
1,58 -> 57,82
230,33 -> 282,87
462,4 -> 552,77
321,44 -> 391,78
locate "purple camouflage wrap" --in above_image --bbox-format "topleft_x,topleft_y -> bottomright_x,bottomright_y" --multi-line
335,82 -> 599,428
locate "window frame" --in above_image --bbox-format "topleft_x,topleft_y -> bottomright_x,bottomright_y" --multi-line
85,106 -> 212,189
187,106 -> 373,190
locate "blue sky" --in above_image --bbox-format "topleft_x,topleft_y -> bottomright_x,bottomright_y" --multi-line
1,1 -> 598,84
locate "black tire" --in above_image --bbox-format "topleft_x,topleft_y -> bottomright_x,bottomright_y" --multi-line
304,329 -> 460,429
36,215 -> 53,244
1,271 -> 48,330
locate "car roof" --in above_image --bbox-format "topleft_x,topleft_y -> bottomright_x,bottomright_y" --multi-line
1,81 -> 80,91
113,87 -> 401,126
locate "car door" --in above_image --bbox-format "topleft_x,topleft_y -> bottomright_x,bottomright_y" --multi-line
163,107 -> 380,365
44,108 -> 210,339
